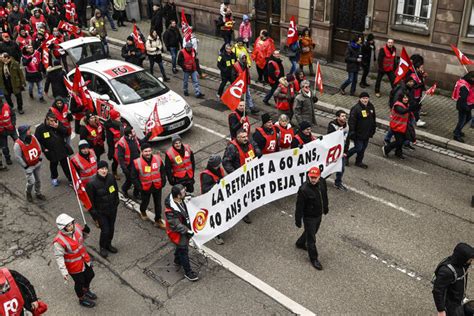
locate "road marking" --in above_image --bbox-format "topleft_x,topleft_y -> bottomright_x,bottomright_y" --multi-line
194,123 -> 230,140
360,249 -> 422,281
368,153 -> 428,175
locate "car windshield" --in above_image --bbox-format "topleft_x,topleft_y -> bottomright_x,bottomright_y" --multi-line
109,70 -> 169,105
67,42 -> 107,65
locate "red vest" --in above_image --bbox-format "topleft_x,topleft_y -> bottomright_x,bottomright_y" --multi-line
71,153 -> 97,185
452,79 -> 474,105
275,84 -> 295,111
390,101 -> 409,133
29,15 -> 46,32
382,46 -> 396,72
275,124 -> 294,149
0,268 -> 24,316
85,123 -> 104,147
0,103 -> 14,133
181,48 -> 197,72
166,144 -> 194,179
109,126 -> 121,145
267,60 -> 281,85
199,167 -> 225,194
410,72 -> 423,99
133,155 -> 163,191
53,224 -> 91,274
295,133 -> 315,146
230,139 -> 255,165
256,126 -> 277,154
50,105 -> 71,136
64,3 -> 77,22
228,111 -> 250,138
114,136 -> 140,166
15,136 -> 42,167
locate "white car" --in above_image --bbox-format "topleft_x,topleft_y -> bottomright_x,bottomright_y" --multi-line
60,37 -> 193,140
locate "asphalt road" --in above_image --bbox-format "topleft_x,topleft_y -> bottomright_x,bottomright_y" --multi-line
0,44 -> 472,315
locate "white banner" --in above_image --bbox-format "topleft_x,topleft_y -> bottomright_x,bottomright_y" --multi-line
187,131 -> 345,246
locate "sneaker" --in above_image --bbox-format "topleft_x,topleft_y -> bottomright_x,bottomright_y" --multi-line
99,248 -> 108,258
26,192 -> 33,202
184,270 -> 199,282
311,259 -> 323,270
79,298 -> 95,308
196,93 -> 205,99
5,158 -> 12,165
106,245 -> 118,253
250,108 -> 260,114
154,218 -> 166,229
335,183 -> 348,191
214,235 -> 224,245
375,93 -> 381,98
242,215 -> 252,224
184,91 -> 189,96
355,162 -> 368,169
404,144 -> 416,151
36,193 -> 46,201
454,136 -> 465,143
84,290 -> 97,300
18,109 -> 24,115
381,145 -> 388,157
416,120 -> 426,127
51,178 -> 59,187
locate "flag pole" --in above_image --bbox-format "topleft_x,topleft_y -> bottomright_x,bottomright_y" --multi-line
463,64 -> 469,73
243,68 -> 248,116
313,61 -> 319,96
67,157 -> 87,225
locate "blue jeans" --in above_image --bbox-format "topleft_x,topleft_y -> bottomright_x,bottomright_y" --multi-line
169,47 -> 178,69
99,6 -> 116,29
347,139 -> 369,164
183,71 -> 201,96
340,72 -> 358,95
28,80 -> 43,98
289,58 -> 297,75
335,157 -> 345,185
453,108 -> 472,137
245,89 -> 255,109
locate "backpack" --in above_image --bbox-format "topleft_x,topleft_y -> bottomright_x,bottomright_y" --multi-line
431,257 -> 465,285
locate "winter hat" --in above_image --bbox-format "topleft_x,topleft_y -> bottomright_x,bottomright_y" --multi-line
17,125 -> 29,140
171,184 -> 185,198
359,92 -> 370,98
127,35 -> 134,42
185,41 -> 193,48
97,160 -> 108,169
78,139 -> 89,149
141,142 -> 152,150
243,15 -> 249,21
171,134 -> 181,144
286,74 -> 295,82
299,120 -> 311,131
208,154 -> 222,168
366,33 -> 374,41
261,113 -> 271,125
109,109 -> 120,120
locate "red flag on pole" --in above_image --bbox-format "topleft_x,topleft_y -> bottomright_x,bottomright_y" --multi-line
287,16 -> 298,46
133,23 -> 145,53
450,44 -> 474,66
425,82 -> 437,96
394,47 -> 414,85
181,9 -> 192,42
221,70 -> 248,111
145,102 -> 164,139
314,62 -> 323,94
68,157 -> 92,211
41,47 -> 49,69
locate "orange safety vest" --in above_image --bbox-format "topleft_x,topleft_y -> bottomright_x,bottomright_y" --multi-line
389,101 -> 409,134
166,144 -> 194,179
85,123 -> 104,147
71,152 -> 97,185
50,105 -> 71,135
382,46 -> 396,72
228,111 -> 250,138
181,48 -> 197,72
15,136 -> 42,167
295,133 -> 315,146
267,60 -> 281,85
275,124 -> 294,149
275,84 -> 296,111
133,155 -> 163,191
230,139 -> 255,165
199,167 -> 225,194
53,224 -> 91,274
0,103 -> 14,133
452,79 -> 474,105
0,268 -> 24,316
256,126 -> 277,154
114,136 -> 140,167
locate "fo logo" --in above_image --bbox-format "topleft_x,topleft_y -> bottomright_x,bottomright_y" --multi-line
192,209 -> 209,233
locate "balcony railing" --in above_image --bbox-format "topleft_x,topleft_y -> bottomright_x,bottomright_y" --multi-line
395,13 -> 429,30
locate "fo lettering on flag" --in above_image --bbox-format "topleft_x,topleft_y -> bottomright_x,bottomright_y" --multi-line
450,44 -> 474,66
133,23 -> 146,53
394,47 -> 414,85
314,62 -> 324,94
145,102 -> 164,139
181,9 -> 192,42
287,16 -> 298,46
221,70 -> 248,111
68,158 -> 92,211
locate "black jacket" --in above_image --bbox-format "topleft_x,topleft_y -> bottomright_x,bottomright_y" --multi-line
104,120 -> 123,160
200,165 -> 225,194
222,141 -> 254,174
44,65 -> 68,98
9,270 -> 38,312
290,131 -> 313,149
7,11 -> 23,31
432,243 -> 474,313
360,40 -> 375,66
348,101 -> 376,141
344,42 -> 361,73
117,135 -> 147,172
327,119 -> 350,154
228,110 -> 247,139
163,26 -> 182,49
130,154 -> 167,191
150,9 -> 164,36
34,120 -> 70,161
121,43 -> 144,66
0,40 -> 21,62
295,177 -> 328,224
163,3 -> 178,26
457,85 -> 471,112
267,55 -> 284,85
217,51 -> 237,77
86,173 -> 119,215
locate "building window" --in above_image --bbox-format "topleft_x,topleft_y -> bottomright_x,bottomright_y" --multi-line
468,5 -> 474,37
395,0 -> 432,30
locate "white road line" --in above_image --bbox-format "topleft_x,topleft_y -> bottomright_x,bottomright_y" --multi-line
118,193 -> 316,316
194,123 -> 230,140
359,249 -> 422,281
368,153 -> 428,175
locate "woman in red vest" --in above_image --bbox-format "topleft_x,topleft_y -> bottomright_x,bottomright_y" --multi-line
274,114 -> 295,150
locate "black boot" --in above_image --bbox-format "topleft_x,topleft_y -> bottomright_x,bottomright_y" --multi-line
79,297 -> 96,308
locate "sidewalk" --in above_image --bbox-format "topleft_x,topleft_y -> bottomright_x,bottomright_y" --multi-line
107,20 -> 474,156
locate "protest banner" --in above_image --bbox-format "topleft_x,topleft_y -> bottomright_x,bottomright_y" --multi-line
187,130 -> 344,246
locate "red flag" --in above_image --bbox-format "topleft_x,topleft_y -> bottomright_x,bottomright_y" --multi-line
181,9 -> 192,42
314,62 -> 323,94
394,47 -> 413,85
425,82 -> 437,96
287,16 -> 298,46
42,47 -> 49,69
72,66 -> 82,93
133,23 -> 145,53
145,102 -> 164,139
68,157 -> 92,211
221,70 -> 248,111
58,20 -> 83,37
450,44 -> 474,66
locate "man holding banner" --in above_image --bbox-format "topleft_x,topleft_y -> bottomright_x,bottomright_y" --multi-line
295,166 -> 329,270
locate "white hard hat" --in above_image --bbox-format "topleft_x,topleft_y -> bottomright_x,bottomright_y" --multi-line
56,213 -> 74,230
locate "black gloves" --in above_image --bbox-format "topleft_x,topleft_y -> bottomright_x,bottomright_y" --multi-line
83,224 -> 91,234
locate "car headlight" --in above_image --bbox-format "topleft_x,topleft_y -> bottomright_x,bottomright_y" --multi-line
134,113 -> 148,127
184,103 -> 191,115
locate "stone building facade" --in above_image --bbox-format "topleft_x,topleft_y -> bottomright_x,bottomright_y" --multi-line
177,0 -> 474,89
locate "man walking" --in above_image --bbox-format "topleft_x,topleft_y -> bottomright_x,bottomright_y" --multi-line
263,50 -> 284,106
0,101 -> 17,165
165,135 -> 195,193
327,110 -> 350,191
216,44 -> 236,99
0,53 -> 25,114
375,39 -> 396,97
86,160 -> 119,258
163,20 -> 182,74
177,42 -> 205,98
295,166 -> 329,270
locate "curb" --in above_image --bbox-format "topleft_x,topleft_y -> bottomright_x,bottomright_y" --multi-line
107,37 -> 474,157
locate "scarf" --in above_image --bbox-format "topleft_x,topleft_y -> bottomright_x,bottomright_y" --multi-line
301,89 -> 311,98
3,63 -> 10,79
